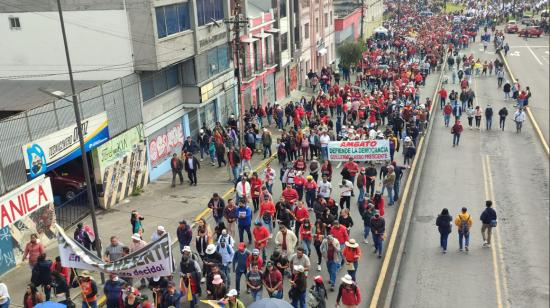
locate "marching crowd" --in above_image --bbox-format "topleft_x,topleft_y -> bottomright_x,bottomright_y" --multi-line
6,3 -> 525,308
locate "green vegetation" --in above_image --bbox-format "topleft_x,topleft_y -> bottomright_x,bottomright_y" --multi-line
337,42 -> 366,69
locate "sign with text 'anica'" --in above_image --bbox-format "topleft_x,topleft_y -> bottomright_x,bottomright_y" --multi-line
328,140 -> 391,161
22,112 -> 109,179
0,175 -> 53,228
56,224 -> 173,278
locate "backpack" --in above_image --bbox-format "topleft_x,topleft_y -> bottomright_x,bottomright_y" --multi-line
459,215 -> 470,233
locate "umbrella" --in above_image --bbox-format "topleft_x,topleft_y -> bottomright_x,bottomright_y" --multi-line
248,298 -> 294,308
34,302 -> 66,308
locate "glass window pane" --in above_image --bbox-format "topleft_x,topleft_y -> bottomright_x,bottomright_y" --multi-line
215,0 -> 224,20
155,7 -> 166,38
177,2 -> 190,31
166,65 -> 179,88
197,0 -> 206,26
153,71 -> 168,95
217,45 -> 228,71
181,59 -> 196,85
140,72 -> 155,102
165,5 -> 178,35
208,48 -> 219,77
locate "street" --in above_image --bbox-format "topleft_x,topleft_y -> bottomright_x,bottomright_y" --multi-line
503,32 -> 549,144
393,38 -> 550,307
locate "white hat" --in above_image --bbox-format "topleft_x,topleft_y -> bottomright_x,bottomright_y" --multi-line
182,246 -> 192,253
222,229 -> 228,235
153,276 -> 160,282
341,274 -> 354,284
226,289 -> 238,297
206,244 -> 217,255
157,226 -> 165,232
405,136 -> 411,142
131,233 -> 141,241
345,239 -> 359,248
293,265 -> 305,273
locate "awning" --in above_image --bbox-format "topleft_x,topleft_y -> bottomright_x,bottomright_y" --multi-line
317,47 -> 328,56
241,37 -> 259,43
253,32 -> 271,39
265,28 -> 280,33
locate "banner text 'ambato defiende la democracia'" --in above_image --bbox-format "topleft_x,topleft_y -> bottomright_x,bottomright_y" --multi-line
328,140 -> 390,161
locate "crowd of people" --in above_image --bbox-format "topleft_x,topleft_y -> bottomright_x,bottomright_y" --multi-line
9,2 -> 529,308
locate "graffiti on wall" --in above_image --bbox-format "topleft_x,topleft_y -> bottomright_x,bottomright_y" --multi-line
275,75 -> 285,101
289,67 -> 297,91
148,122 -> 184,168
100,143 -> 148,209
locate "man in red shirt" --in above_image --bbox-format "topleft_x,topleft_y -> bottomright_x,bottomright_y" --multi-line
240,146 -> 252,173
259,195 -> 276,234
282,184 -> 299,205
330,220 -> 349,246
252,221 -> 270,259
293,201 -> 310,237
343,157 -> 359,185
438,87 -> 448,109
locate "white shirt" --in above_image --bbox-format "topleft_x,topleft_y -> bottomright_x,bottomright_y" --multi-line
514,111 -> 525,122
0,283 -> 9,304
151,231 -> 166,242
339,180 -> 353,197
236,181 -> 251,199
317,181 -> 332,198
320,135 -> 331,147
263,167 -> 275,184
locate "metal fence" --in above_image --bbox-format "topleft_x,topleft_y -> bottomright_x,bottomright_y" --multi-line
0,74 -> 143,196
54,190 -> 90,229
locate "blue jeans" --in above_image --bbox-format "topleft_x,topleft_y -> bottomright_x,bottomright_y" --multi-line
364,225 -> 371,240
385,186 -> 394,205
444,114 -> 450,126
188,294 -> 198,308
347,260 -> 358,281
200,145 -> 209,159
458,232 -> 470,249
321,147 -> 328,161
83,302 -> 97,308
0,298 -> 10,308
393,180 -> 400,201
358,187 -> 366,202
305,189 -> 316,208
266,183 -> 273,194
486,117 -> 492,130
373,234 -> 383,255
291,291 -> 306,308
453,134 -> 461,145
235,269 -> 246,293
267,115 -> 272,126
231,166 -> 240,182
263,145 -> 272,158
251,289 -> 263,302
327,260 -> 341,286
221,264 -> 231,287
270,289 -> 283,299
302,239 -> 311,256
238,225 -> 252,243
440,232 -> 449,251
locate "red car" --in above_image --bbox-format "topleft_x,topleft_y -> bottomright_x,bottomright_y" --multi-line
518,26 -> 543,37
46,161 -> 86,201
505,22 -> 519,33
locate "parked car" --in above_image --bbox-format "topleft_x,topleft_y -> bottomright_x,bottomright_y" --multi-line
505,20 -> 519,33
518,26 -> 543,37
46,162 -> 86,201
521,15 -> 534,25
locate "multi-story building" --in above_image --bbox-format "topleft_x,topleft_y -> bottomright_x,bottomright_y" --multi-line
332,0 -> 384,42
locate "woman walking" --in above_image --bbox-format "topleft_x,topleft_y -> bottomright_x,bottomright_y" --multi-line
289,265 -> 307,308
435,208 -> 453,253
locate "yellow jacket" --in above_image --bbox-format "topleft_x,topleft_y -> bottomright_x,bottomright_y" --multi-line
454,213 -> 473,231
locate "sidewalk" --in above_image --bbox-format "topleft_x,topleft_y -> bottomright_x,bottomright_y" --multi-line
2,88 -> 312,307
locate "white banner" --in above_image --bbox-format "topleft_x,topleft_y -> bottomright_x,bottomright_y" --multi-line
0,176 -> 53,228
56,224 -> 173,279
328,140 -> 391,161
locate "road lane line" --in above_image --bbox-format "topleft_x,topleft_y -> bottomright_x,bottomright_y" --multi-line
482,156 -> 504,308
486,155 -> 510,308
499,51 -> 550,156
509,45 -> 549,48
526,45 -> 543,65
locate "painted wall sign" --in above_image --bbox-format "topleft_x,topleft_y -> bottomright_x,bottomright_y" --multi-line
147,120 -> 184,168
0,175 -> 53,229
22,112 -> 109,178
96,124 -> 143,175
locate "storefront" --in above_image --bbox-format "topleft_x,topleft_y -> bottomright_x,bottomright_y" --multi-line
91,124 -> 148,209
0,175 -> 55,275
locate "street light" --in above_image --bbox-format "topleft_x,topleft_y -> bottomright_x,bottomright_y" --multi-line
45,0 -> 105,283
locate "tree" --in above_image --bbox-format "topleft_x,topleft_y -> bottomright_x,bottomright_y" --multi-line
337,42 -> 366,70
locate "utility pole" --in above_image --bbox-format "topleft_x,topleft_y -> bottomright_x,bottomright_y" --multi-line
360,0 -> 365,40
55,0 -> 104,283
225,1 -> 249,171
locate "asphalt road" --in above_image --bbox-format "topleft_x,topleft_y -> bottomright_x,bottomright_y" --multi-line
502,32 -> 549,144
393,38 -> 550,307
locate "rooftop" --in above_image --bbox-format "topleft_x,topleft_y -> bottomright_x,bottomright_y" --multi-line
333,0 -> 362,18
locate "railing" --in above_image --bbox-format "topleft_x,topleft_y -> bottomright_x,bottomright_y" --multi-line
55,190 -> 90,229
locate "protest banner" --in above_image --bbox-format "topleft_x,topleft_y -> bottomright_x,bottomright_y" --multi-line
327,140 -> 390,161
56,224 -> 173,279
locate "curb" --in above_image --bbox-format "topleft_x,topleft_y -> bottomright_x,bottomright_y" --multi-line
369,54 -> 448,308
498,50 -> 549,156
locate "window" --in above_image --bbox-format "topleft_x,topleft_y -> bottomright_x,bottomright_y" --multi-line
197,44 -> 231,82
279,0 -> 287,18
8,16 -> 20,30
281,32 -> 288,51
181,58 -> 196,85
324,13 -> 328,28
330,11 -> 333,25
315,18 -> 319,33
304,23 -> 309,39
155,2 -> 190,39
140,65 -> 181,102
196,0 -> 224,26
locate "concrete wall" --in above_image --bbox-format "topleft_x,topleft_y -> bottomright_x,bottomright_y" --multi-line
0,10 -> 134,80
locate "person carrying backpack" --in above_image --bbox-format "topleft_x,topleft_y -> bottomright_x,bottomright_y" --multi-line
335,274 -> 361,308
454,207 -> 473,252
480,200 -> 497,248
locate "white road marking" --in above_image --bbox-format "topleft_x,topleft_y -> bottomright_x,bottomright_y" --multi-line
509,51 -> 521,56
509,45 -> 550,48
526,45 -> 543,65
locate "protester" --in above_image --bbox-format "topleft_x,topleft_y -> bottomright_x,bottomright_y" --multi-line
436,208 -> 453,253
454,207 -> 473,252
480,200 -> 497,248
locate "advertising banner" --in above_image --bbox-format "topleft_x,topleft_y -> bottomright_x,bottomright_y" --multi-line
328,140 -> 390,161
0,175 -> 53,228
22,112 -> 110,179
56,224 -> 173,279
147,120 -> 184,168
96,124 -> 143,175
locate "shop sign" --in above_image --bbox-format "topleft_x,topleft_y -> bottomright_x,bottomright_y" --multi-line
96,124 -> 143,173
22,112 -> 110,179
0,175 -> 53,228
148,120 -> 184,168
328,140 -> 390,161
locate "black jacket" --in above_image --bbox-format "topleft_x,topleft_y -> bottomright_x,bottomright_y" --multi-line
436,214 -> 453,234
498,108 -> 508,118
480,208 -> 497,224
184,157 -> 200,172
